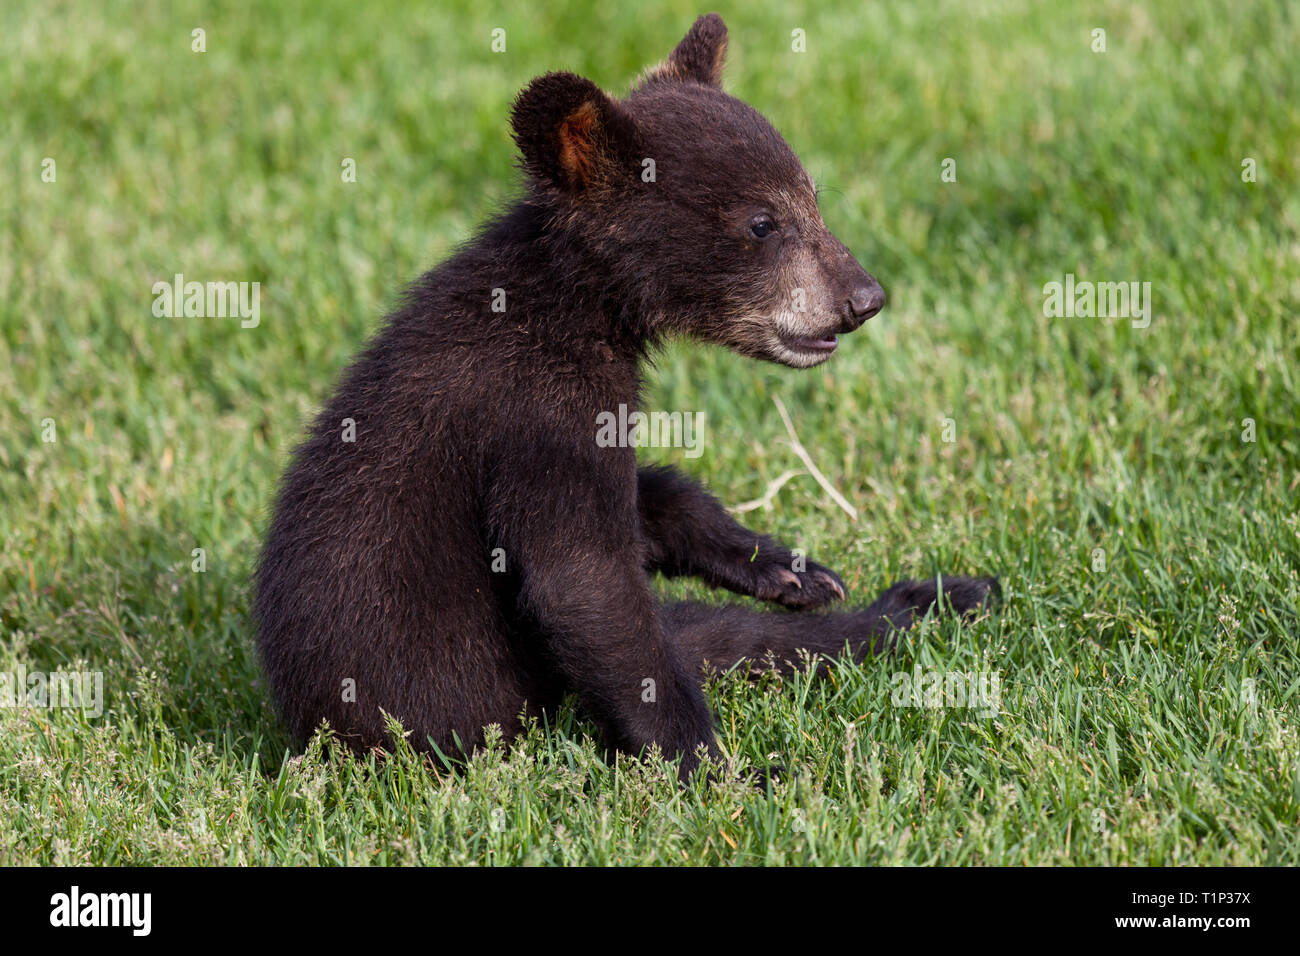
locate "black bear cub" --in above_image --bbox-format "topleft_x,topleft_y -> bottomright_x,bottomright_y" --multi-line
256,13 -> 995,778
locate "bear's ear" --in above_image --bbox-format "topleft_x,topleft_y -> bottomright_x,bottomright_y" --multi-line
643,13 -> 728,88
510,72 -> 642,193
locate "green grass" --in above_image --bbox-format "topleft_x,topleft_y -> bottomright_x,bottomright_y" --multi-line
2,0 -> 1298,865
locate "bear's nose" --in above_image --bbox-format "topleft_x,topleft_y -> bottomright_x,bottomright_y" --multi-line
847,283 -> 886,322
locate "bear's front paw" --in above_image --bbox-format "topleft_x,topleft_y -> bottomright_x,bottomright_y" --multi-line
751,558 -> 846,610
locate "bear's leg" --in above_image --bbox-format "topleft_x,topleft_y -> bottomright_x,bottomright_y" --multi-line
637,464 -> 845,609
500,467 -> 725,778
659,576 -> 999,674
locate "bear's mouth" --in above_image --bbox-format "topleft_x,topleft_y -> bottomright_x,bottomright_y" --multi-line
782,334 -> 839,355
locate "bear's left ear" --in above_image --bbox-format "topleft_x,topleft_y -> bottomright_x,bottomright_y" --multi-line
510,72 -> 642,193
642,13 -> 728,88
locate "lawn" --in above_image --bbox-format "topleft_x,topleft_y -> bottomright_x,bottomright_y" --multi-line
1,0 -> 1297,865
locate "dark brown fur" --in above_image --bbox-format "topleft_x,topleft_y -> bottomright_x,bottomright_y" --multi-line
254,14 -> 995,778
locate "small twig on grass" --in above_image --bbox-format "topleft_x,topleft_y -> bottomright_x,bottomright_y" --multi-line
770,394 -> 858,522
729,469 -> 804,514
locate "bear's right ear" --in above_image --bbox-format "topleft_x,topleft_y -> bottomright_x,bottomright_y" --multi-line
510,72 -> 642,193
641,13 -> 728,88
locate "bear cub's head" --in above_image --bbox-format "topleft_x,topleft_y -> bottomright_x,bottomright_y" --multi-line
510,13 -> 884,369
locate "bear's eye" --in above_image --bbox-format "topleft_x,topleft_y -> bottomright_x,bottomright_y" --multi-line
750,216 -> 776,239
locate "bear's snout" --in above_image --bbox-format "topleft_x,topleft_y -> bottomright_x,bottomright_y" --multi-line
839,278 -> 886,332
